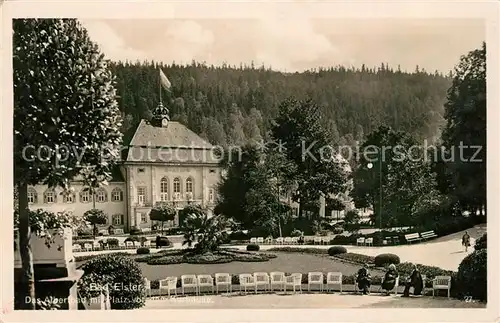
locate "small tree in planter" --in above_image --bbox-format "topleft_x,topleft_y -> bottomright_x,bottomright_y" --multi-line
83,209 -> 108,239
149,203 -> 176,234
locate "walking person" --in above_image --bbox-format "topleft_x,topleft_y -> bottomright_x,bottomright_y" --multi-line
462,231 -> 471,252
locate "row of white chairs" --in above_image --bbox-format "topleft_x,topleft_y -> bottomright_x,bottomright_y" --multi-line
249,237 -> 331,245
73,240 -> 151,252
145,273 -> 453,298
144,272 -> 344,297
356,237 -> 374,246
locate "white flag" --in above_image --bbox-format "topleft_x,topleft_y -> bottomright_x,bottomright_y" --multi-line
159,68 -> 171,91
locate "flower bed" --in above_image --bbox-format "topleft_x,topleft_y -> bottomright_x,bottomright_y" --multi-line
267,247 -> 329,255
333,252 -> 376,264
135,248 -> 277,265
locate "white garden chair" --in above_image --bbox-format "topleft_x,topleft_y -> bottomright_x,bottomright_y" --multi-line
285,273 -> 302,293
270,272 -> 286,292
356,237 -> 366,246
125,241 -> 134,249
284,237 -> 293,244
326,272 -> 343,293
308,272 -> 324,292
197,275 -> 214,294
92,241 -> 101,251
181,275 -> 199,295
264,236 -> 273,244
250,237 -> 257,244
275,237 -> 284,245
256,237 -> 264,244
143,240 -> 151,248
159,276 -> 177,297
118,241 -> 126,249
239,274 -> 255,294
254,272 -> 270,293
84,243 -> 93,251
133,241 -> 142,248
291,237 -> 299,244
314,237 -> 322,245
143,278 -> 151,297
72,244 -> 82,252
322,237 -> 331,245
365,238 -> 374,246
432,276 -> 451,298
215,273 -> 232,293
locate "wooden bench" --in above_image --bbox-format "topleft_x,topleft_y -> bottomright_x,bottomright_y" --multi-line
405,233 -> 421,244
420,230 -> 437,240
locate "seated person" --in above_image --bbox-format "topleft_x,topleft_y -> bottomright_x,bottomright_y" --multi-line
356,264 -> 372,295
381,264 -> 399,295
402,263 -> 423,297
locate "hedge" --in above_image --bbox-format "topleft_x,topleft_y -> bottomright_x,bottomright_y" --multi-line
327,246 -> 347,256
374,253 -> 400,267
474,233 -> 486,251
246,244 -> 260,251
456,249 -> 487,301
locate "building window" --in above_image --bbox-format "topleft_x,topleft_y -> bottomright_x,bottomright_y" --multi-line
208,188 -> 214,202
141,213 -> 147,223
160,177 -> 169,201
80,189 -> 92,203
173,178 -> 181,193
112,214 -> 123,225
96,188 -> 108,203
186,177 -> 193,193
137,186 -> 146,205
43,189 -> 56,204
111,188 -> 123,202
209,169 -> 216,174
138,168 -> 145,173
63,191 -> 75,203
28,188 -> 37,204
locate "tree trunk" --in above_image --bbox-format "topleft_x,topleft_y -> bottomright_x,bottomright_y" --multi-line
18,182 -> 35,309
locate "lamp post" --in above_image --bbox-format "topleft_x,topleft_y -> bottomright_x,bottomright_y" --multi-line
367,161 -> 382,229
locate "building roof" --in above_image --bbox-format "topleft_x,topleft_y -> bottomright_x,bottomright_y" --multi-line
129,119 -> 213,149
126,119 -> 218,164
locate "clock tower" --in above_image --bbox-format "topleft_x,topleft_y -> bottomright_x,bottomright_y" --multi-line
151,102 -> 170,127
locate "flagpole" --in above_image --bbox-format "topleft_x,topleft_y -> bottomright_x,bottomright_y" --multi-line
159,68 -> 162,105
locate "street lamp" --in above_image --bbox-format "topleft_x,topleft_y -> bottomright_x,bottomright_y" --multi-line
367,161 -> 382,229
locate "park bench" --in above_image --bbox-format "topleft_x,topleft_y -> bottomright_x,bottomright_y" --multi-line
404,233 -> 421,244
420,230 -> 438,240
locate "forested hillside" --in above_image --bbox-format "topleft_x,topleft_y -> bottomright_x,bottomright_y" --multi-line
109,61 -> 451,146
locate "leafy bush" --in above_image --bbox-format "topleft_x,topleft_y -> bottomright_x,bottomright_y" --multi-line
290,229 -> 303,237
129,227 -> 141,235
456,249 -> 487,301
327,246 -> 347,256
330,234 -> 359,245
229,230 -> 249,241
374,253 -> 400,267
106,238 -> 119,247
124,235 -> 140,242
136,247 -> 150,255
474,233 -> 486,250
155,236 -> 171,247
78,254 -> 146,309
246,244 -> 260,251
334,252 -> 375,264
74,252 -> 129,263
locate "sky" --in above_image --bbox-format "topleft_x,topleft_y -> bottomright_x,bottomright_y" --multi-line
81,18 -> 485,73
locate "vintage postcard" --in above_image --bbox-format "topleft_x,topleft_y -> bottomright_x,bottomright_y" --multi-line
1,1 -> 498,322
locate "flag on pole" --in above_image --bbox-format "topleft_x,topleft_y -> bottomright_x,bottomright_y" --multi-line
159,68 -> 171,91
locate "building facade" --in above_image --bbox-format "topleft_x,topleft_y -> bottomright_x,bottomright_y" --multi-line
28,104 -> 222,233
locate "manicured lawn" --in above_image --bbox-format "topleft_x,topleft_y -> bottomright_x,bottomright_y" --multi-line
137,252 -> 386,281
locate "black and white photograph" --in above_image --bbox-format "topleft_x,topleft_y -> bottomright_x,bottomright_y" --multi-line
2,1 -> 498,321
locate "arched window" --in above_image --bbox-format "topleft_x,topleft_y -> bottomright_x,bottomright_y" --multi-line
185,178 -> 193,193
96,188 -> 108,203
43,188 -> 57,204
160,177 -> 169,201
63,190 -> 76,203
111,188 -> 123,202
173,177 -> 181,193
80,189 -> 92,203
27,187 -> 38,204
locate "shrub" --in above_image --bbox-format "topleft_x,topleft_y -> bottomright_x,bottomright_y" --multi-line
229,230 -> 249,241
106,238 -> 119,247
129,227 -> 141,235
78,254 -> 146,309
155,236 -> 171,247
374,253 -> 400,267
137,247 -> 150,255
290,229 -> 303,237
456,249 -> 487,301
328,246 -> 347,256
331,234 -> 359,245
474,233 -> 486,250
124,235 -> 140,242
246,244 -> 260,251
